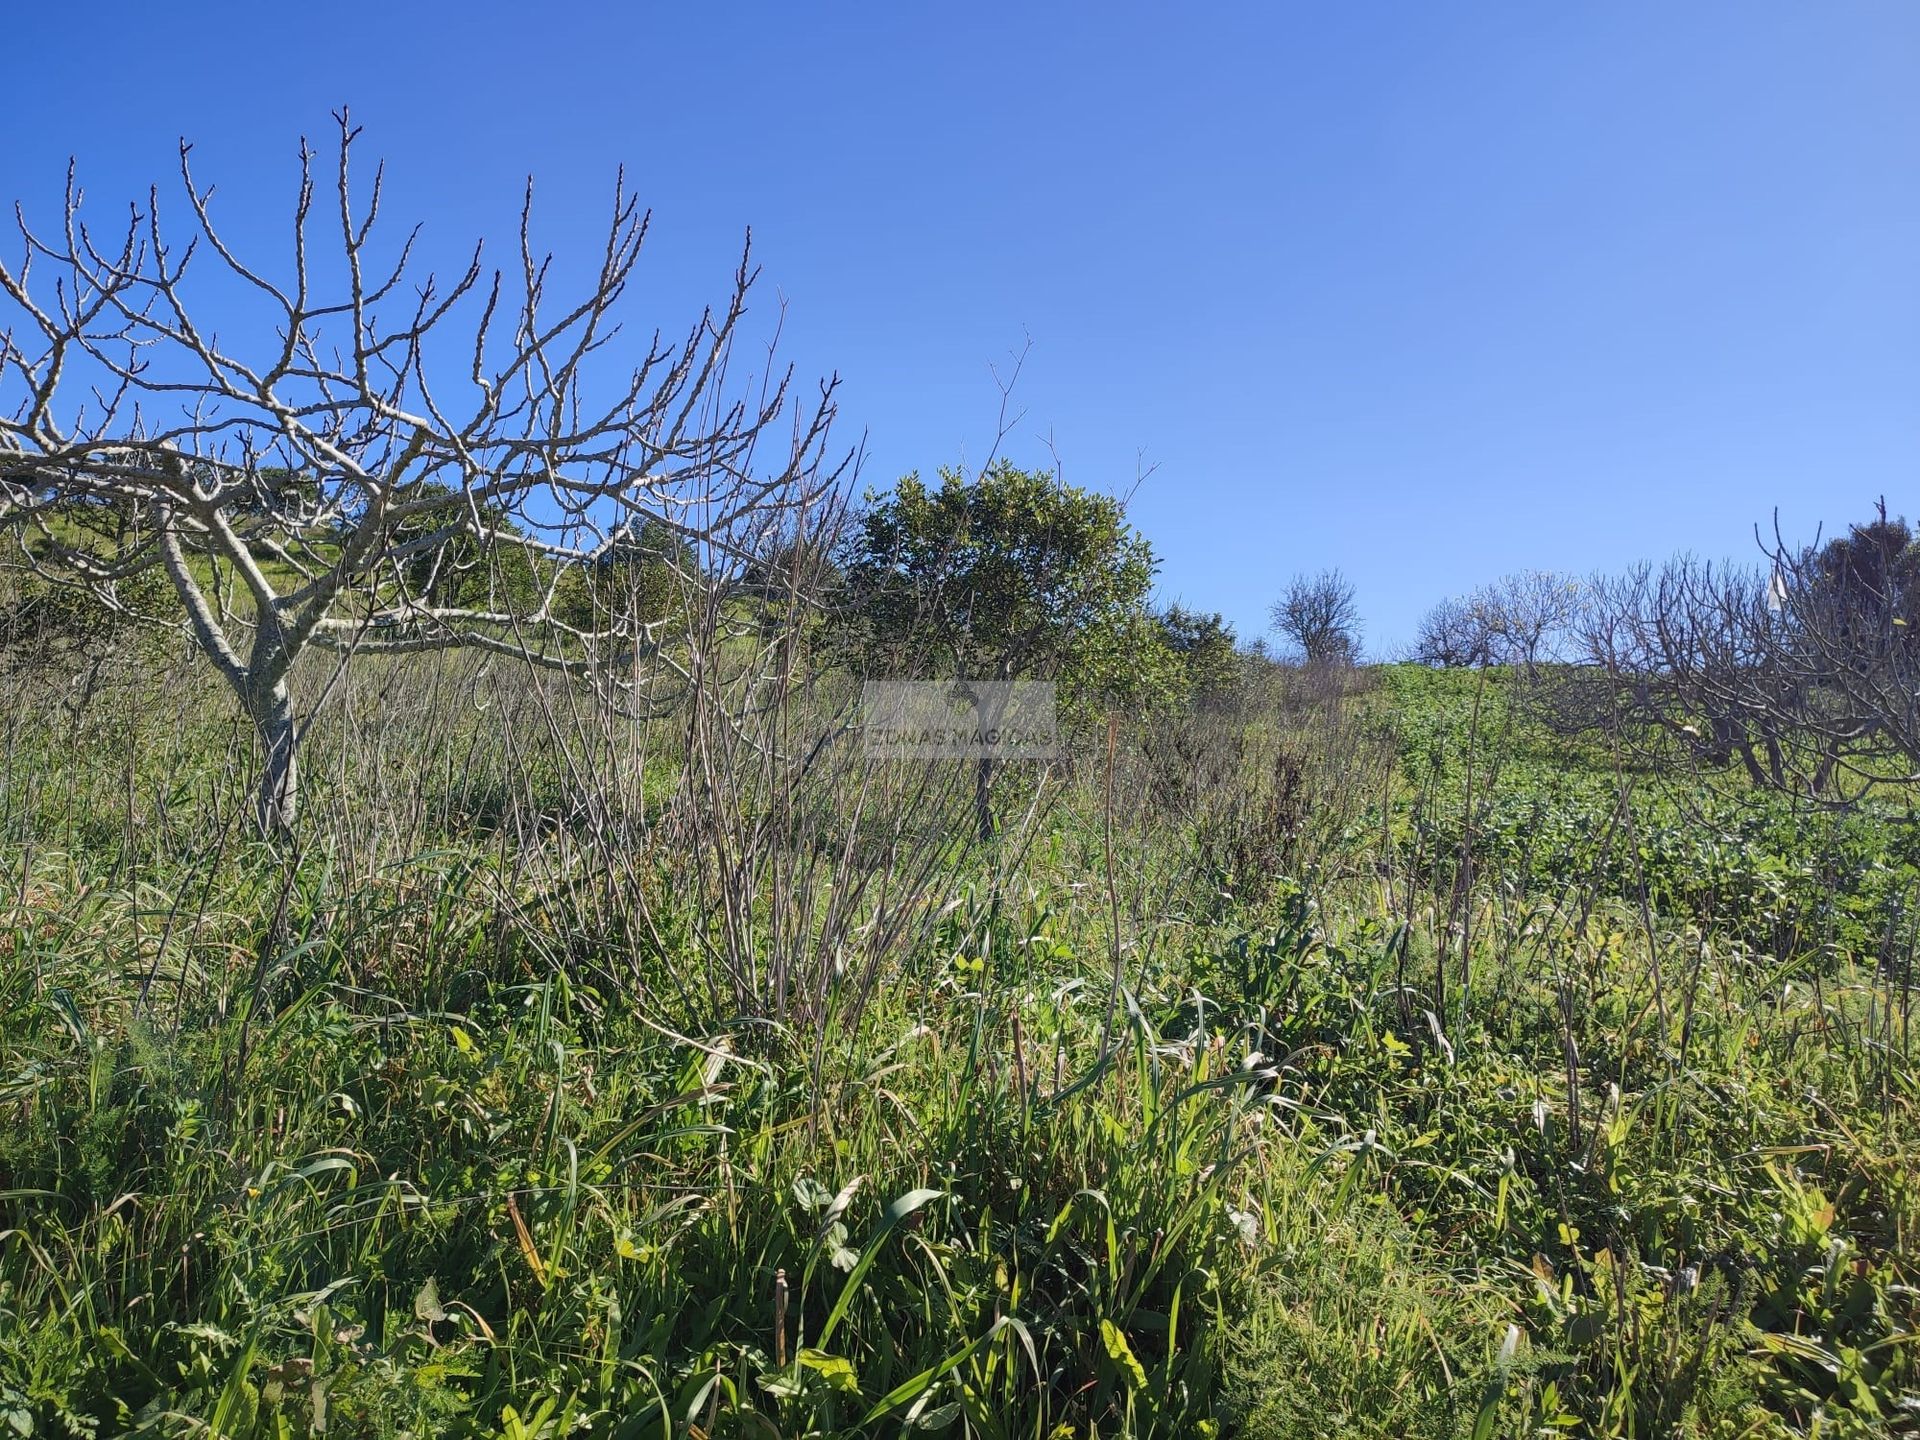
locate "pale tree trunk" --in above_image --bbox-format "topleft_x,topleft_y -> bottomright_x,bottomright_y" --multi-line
246,676 -> 299,837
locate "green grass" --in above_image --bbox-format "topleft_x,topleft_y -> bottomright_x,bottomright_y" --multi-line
0,654 -> 1915,1438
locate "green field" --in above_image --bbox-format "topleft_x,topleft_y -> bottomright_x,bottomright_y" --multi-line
0,644 -> 1915,1438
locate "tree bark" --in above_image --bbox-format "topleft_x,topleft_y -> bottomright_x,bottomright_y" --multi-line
248,679 -> 299,837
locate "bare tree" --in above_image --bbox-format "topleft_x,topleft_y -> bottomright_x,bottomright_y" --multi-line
1271,567 -> 1361,665
0,114 -> 840,833
1413,571 -> 1579,673
1575,538 -> 1920,801
1480,570 -> 1581,673
1411,593 -> 1493,668
1578,557 -> 1798,786
1573,506 -> 1920,802
1748,503 -> 1920,796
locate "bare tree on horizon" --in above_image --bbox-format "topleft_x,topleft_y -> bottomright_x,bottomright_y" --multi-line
1271,567 -> 1361,665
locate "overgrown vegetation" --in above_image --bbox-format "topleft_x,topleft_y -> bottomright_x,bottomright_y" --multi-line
1,122 -> 1915,1440
0,617 -> 1914,1438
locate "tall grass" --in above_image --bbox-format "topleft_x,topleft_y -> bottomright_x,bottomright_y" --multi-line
0,637 -> 1915,1437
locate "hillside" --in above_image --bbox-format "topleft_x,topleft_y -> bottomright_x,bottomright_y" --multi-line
0,648 -> 1914,1438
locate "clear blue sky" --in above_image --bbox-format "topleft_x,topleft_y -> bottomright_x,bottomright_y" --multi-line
7,3 -> 1917,652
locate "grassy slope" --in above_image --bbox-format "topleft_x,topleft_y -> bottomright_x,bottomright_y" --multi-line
0,657 -> 1914,1438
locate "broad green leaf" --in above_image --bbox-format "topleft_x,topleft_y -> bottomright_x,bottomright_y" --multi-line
413,1277 -> 446,1324
1101,1319 -> 1147,1392
797,1348 -> 862,1395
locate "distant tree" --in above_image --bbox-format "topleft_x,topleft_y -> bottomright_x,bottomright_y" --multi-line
1580,557 -> 1803,786
840,462 -> 1160,697
1415,571 -> 1580,673
1754,501 -> 1920,794
1580,503 -> 1920,799
0,118 -> 837,834
1802,503 -> 1920,633
552,520 -> 699,636
1479,570 -> 1581,673
740,522 -> 841,598
1411,594 -> 1492,668
839,462 -> 1163,837
236,466 -> 325,519
391,480 -> 549,615
1157,605 -> 1240,708
1271,568 -> 1361,665
0,487 -> 176,657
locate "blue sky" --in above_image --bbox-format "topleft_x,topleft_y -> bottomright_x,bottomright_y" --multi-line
6,3 -> 1917,652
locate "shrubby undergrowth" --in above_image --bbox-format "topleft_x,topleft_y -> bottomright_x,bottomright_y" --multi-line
0,646 -> 1915,1438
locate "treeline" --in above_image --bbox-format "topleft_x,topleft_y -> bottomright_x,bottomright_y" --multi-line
9,460 -> 1916,817
1402,501 -> 1920,803
3,114 -> 1911,835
